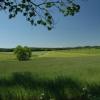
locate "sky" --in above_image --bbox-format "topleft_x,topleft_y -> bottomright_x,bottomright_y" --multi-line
0,0 -> 100,48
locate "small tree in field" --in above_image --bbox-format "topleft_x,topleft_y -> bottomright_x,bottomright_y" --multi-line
14,45 -> 32,61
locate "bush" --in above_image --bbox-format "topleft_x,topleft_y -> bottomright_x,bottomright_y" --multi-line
14,45 -> 32,61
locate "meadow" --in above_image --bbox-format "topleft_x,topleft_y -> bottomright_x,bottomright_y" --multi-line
0,48 -> 100,83
0,48 -> 100,100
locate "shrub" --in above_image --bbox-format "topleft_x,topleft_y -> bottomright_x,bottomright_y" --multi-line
14,45 -> 32,61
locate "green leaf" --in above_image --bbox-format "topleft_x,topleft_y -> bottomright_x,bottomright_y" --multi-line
47,27 -> 52,30
9,14 -> 13,19
23,12 -> 27,16
45,2 -> 55,8
37,20 -> 42,24
48,16 -> 52,19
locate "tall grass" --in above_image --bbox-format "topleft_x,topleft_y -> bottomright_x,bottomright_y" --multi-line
0,49 -> 100,99
0,72 -> 100,100
0,56 -> 100,83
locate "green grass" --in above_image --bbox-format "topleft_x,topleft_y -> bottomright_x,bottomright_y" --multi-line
0,48 -> 100,100
38,48 -> 100,57
0,48 -> 100,84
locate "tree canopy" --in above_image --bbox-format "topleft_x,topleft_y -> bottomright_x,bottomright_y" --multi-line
14,45 -> 32,61
0,0 -> 80,30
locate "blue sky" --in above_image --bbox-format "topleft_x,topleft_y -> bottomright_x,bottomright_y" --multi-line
0,0 -> 100,48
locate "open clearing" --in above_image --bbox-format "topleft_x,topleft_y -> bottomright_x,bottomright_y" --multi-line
0,48 -> 100,84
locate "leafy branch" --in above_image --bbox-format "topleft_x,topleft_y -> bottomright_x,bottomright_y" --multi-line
0,0 -> 80,30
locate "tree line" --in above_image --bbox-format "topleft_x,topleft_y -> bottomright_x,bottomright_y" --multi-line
0,46 -> 100,52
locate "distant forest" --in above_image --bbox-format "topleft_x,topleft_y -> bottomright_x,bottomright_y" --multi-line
0,46 -> 100,52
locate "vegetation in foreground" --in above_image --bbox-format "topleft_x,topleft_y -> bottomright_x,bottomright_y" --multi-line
0,48 -> 100,83
0,72 -> 100,100
0,48 -> 100,99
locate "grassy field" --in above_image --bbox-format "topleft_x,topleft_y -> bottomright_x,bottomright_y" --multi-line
0,48 -> 100,83
0,48 -> 100,99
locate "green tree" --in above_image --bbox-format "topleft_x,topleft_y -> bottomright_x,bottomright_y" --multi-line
14,45 -> 32,61
0,0 -> 80,30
